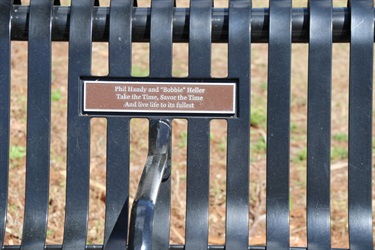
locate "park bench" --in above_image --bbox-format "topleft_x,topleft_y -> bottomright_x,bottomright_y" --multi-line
0,0 -> 374,249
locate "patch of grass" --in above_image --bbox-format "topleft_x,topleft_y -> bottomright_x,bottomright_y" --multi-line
16,95 -> 27,115
177,131 -> 187,148
59,180 -> 66,188
250,109 -> 266,128
8,204 -> 18,213
210,132 -> 215,140
180,175 -> 186,181
331,146 -> 348,160
218,138 -> 226,152
260,82 -> 267,91
172,69 -> 186,77
294,148 -> 307,162
51,89 -> 62,102
252,137 -> 266,153
295,179 -> 306,188
290,122 -> 298,132
132,65 -> 148,77
333,133 -> 348,142
289,195 -> 294,211
9,146 -> 26,160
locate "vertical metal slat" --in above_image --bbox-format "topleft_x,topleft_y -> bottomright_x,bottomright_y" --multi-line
348,0 -> 374,249
62,1 -> 93,249
149,0 -> 174,249
103,0 -> 135,248
185,1 -> 212,249
0,0 -> 12,247
21,0 -> 53,249
266,0 -> 292,249
225,0 -> 251,249
150,0 -> 174,78
306,1 -> 332,249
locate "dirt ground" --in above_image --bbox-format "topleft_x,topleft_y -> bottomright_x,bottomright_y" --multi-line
4,0 -> 375,249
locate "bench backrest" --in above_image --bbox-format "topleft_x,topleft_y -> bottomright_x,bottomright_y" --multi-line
0,0 -> 374,250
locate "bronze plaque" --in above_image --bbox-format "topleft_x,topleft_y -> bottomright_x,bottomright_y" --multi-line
83,80 -> 236,114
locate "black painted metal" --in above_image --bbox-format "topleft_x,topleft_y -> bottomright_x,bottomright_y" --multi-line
148,0 -> 174,249
225,1 -> 251,250
8,6 -> 375,43
306,1 -> 332,249
185,1 -> 212,250
21,0 -> 53,249
149,0 -> 174,78
62,0 -> 93,249
128,119 -> 172,250
0,245 -> 356,250
266,0 -> 291,249
348,0 -> 374,249
103,0 -> 134,249
2,0 -> 375,249
0,0 -> 11,248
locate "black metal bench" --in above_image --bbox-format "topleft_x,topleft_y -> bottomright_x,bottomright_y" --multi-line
0,0 -> 374,249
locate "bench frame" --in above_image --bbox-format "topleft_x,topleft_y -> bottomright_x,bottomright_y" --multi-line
0,0 -> 374,249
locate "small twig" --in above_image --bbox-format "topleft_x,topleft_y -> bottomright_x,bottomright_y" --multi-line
59,170 -> 106,192
331,161 -> 347,171
171,226 -> 185,244
6,227 -> 20,239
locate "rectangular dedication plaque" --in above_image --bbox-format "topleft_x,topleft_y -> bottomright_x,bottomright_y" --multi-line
83,80 -> 236,115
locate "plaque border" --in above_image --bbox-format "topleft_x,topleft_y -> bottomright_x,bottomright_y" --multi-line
81,78 -> 238,117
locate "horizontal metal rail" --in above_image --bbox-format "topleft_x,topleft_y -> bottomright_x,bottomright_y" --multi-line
1,245 -> 349,250
10,6 -> 370,43
0,245 -> 358,250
